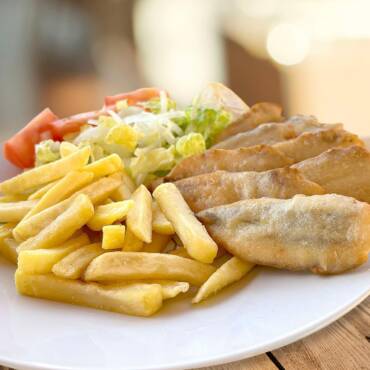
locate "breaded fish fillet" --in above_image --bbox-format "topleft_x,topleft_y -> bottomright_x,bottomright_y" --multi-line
215,102 -> 283,143
273,128 -> 363,163
166,145 -> 293,181
285,115 -> 343,135
175,168 -> 325,212
198,194 -> 370,274
293,145 -> 370,202
213,122 -> 296,150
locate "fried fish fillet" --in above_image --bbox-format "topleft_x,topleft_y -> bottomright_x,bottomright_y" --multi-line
198,194 -> 370,274
166,145 -> 293,181
285,115 -> 343,134
215,102 -> 283,143
273,128 -> 363,163
175,168 -> 325,212
292,145 -> 370,202
212,122 -> 296,149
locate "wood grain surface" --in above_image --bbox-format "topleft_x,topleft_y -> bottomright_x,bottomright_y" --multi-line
1,297 -> 369,370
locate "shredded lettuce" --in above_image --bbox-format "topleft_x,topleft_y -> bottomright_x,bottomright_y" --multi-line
105,123 -> 139,153
175,133 -> 206,158
35,140 -> 61,166
139,96 -> 176,114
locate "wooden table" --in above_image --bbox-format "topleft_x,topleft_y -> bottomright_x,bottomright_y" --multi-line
1,297 -> 369,370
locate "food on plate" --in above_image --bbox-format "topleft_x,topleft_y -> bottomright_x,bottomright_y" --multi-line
292,145 -> 370,203
193,257 -> 254,303
166,145 -> 293,181
213,122 -> 296,149
153,183 -> 218,263
273,128 -> 362,163
198,194 -> 370,274
52,243 -> 104,279
1,83 -> 369,317
215,102 -> 283,143
175,167 -> 325,212
84,251 -> 216,286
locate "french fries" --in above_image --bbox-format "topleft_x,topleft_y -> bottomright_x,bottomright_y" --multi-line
18,194 -> 94,251
153,183 -> 218,264
0,194 -> 28,202
84,252 -> 216,286
13,174 -> 122,242
83,154 -> 123,179
16,271 -> 163,317
0,146 -> 91,194
102,225 -> 126,250
110,171 -> 136,201
0,200 -> 37,222
152,201 -> 175,235
28,181 -> 58,200
193,257 -> 254,303
87,200 -> 133,231
60,141 -> 78,157
52,243 -> 104,279
169,246 -> 191,259
142,233 -> 170,253
0,224 -> 18,264
122,227 -> 143,251
158,281 -> 190,299
18,233 -> 90,274
126,185 -> 152,243
24,170 -> 94,219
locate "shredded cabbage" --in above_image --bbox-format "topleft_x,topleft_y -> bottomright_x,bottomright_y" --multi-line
35,140 -> 61,166
176,133 -> 206,158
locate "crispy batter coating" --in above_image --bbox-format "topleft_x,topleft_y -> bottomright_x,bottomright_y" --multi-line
175,168 -> 324,212
293,145 -> 370,202
215,102 -> 283,143
166,145 -> 293,181
198,194 -> 370,274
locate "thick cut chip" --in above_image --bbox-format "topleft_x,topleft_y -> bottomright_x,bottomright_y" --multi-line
17,194 -> 94,252
142,233 -> 170,253
28,181 -> 58,200
273,128 -> 362,163
17,233 -> 90,274
83,154 -> 123,179
60,141 -> 78,157
292,145 -> 370,203
193,257 -> 254,303
110,171 -> 136,201
169,246 -> 191,259
84,252 -> 216,286
13,174 -> 122,242
152,201 -> 175,235
157,281 -> 190,299
166,145 -> 293,181
0,146 -> 91,194
175,167 -> 324,212
122,227 -> 143,252
87,200 -> 133,231
0,200 -> 37,223
0,224 -> 18,264
126,185 -> 152,243
0,194 -> 28,202
24,170 -> 94,219
215,102 -> 283,143
198,194 -> 370,274
52,243 -> 104,279
15,271 -> 163,317
153,183 -> 218,264
102,225 -> 126,250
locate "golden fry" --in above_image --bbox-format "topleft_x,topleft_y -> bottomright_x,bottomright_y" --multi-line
60,141 -> 78,157
142,233 -> 170,253
110,171 -> 136,201
102,225 -> 126,250
126,185 -> 152,243
193,257 -> 254,303
16,271 -> 163,317
0,223 -> 18,264
18,194 -> 94,252
84,252 -> 216,286
0,200 -> 37,223
152,201 -> 175,235
52,243 -> 104,279
153,183 -> 218,264
169,246 -> 191,259
0,146 -> 91,194
28,181 -> 58,200
122,227 -> 143,252
17,233 -> 90,274
83,154 -> 123,179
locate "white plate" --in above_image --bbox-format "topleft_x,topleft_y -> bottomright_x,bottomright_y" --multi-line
0,149 -> 369,370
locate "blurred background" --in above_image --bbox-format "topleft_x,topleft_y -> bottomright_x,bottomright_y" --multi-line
1,0 -> 370,137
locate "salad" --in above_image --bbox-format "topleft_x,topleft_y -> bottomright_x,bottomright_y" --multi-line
4,83 -> 248,185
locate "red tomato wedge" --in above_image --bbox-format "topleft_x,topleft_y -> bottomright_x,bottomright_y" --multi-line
104,87 -> 163,107
3,108 -> 58,168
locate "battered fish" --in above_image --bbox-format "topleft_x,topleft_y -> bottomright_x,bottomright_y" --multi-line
293,145 -> 370,202
198,194 -> 370,274
285,115 -> 343,134
166,145 -> 293,181
175,168 -> 325,212
273,128 -> 362,163
215,102 -> 283,143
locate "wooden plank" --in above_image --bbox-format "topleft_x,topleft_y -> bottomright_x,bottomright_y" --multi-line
198,354 -> 276,370
272,297 -> 370,370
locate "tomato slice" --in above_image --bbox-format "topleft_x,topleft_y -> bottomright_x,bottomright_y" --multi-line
104,87 -> 163,107
3,108 -> 58,168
